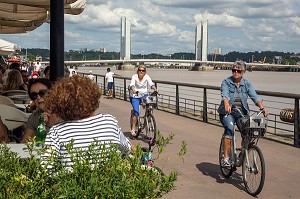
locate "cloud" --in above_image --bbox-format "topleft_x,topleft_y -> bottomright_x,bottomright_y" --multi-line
194,11 -> 244,27
146,22 -> 177,35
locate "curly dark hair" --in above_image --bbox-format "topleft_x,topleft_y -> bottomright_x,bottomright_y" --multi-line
44,76 -> 102,121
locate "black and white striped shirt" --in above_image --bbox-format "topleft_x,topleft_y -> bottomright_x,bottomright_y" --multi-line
41,114 -> 131,171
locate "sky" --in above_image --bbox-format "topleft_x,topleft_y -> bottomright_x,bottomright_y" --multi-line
1,0 -> 300,55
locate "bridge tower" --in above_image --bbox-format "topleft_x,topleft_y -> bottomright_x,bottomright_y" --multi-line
195,21 -> 208,62
120,17 -> 131,60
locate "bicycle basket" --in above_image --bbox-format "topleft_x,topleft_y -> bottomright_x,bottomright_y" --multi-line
145,95 -> 157,106
248,116 -> 267,138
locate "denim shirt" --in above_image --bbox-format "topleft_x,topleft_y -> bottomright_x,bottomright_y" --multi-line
217,76 -> 261,115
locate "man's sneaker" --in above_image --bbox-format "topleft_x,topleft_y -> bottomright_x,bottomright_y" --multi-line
222,157 -> 231,167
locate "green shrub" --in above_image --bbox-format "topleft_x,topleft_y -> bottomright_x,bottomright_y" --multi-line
0,132 -> 186,198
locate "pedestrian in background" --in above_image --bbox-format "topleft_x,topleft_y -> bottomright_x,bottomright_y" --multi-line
105,68 -> 120,98
87,71 -> 95,81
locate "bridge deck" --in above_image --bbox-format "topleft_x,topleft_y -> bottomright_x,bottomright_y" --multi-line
98,96 -> 300,199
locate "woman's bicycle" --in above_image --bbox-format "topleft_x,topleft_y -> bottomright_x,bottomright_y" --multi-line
219,108 -> 267,196
130,91 -> 158,143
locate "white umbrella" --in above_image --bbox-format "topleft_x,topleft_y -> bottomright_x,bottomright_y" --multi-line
0,0 -> 86,34
0,38 -> 20,55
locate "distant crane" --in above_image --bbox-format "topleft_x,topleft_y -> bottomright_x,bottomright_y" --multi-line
262,56 -> 266,64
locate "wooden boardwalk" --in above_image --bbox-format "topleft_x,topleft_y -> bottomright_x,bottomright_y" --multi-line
98,96 -> 300,199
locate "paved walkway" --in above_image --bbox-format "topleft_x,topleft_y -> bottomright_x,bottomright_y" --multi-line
98,96 -> 300,199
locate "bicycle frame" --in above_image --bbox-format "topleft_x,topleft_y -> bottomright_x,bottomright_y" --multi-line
219,109 -> 266,196
130,91 -> 158,140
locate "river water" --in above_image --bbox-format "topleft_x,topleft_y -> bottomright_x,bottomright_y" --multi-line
77,67 -> 300,94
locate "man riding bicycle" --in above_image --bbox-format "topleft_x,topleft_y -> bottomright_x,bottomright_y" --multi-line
217,61 -> 268,167
129,65 -> 158,137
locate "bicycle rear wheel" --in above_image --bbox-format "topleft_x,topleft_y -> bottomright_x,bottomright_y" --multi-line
219,138 -> 233,178
242,145 -> 265,196
145,113 -> 157,144
130,112 -> 140,138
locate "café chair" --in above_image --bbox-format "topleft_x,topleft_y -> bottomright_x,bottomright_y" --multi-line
0,95 -> 15,105
1,90 -> 29,104
0,95 -> 28,112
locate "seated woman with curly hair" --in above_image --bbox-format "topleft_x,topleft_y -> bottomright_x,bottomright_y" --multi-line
42,76 -> 132,171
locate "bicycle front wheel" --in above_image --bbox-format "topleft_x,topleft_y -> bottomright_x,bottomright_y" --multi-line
145,113 -> 157,144
219,138 -> 233,178
242,145 -> 265,196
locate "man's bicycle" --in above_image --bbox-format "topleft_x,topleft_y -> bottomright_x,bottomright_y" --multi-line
130,91 -> 158,143
219,108 -> 267,196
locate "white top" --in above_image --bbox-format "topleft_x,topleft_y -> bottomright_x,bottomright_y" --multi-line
69,69 -> 77,77
105,71 -> 114,82
129,74 -> 154,97
34,62 -> 42,72
41,114 -> 131,171
87,74 -> 95,81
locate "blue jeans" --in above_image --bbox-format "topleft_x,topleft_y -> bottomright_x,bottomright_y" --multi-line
219,108 -> 246,139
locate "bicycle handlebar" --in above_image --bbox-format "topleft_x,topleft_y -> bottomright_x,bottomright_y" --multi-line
228,106 -> 266,118
132,90 -> 159,98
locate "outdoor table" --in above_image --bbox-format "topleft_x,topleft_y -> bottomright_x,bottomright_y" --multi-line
5,144 -> 33,159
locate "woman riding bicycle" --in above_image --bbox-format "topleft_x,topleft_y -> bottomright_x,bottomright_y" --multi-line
218,61 -> 268,167
129,65 -> 158,137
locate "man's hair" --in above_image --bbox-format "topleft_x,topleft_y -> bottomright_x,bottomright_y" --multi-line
107,68 -> 111,72
10,62 -> 20,70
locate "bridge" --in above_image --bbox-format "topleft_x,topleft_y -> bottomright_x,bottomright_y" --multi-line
98,95 -> 300,198
42,59 -> 300,72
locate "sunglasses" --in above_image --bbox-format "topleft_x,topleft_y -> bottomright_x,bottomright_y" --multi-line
138,69 -> 146,72
232,69 -> 243,74
29,89 -> 48,100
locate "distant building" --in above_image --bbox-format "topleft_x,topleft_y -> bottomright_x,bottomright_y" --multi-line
100,48 -> 106,53
120,17 -> 131,60
79,48 -> 87,52
195,21 -> 208,61
36,56 -> 42,62
215,48 -> 222,55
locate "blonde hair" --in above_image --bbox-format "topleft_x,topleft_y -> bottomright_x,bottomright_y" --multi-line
137,65 -> 147,74
5,70 -> 24,91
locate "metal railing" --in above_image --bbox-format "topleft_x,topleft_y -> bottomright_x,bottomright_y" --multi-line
79,72 -> 300,147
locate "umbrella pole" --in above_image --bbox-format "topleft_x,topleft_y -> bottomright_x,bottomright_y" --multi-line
50,0 -> 64,81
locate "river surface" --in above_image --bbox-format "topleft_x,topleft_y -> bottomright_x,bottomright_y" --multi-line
77,67 -> 300,94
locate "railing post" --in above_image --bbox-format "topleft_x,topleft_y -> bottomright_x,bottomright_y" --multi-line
112,77 -> 115,98
103,76 -> 106,95
203,88 -> 208,122
124,79 -> 127,101
176,84 -> 179,115
294,98 -> 300,147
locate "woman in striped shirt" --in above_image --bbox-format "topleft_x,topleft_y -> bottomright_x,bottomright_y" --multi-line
42,76 -> 131,171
